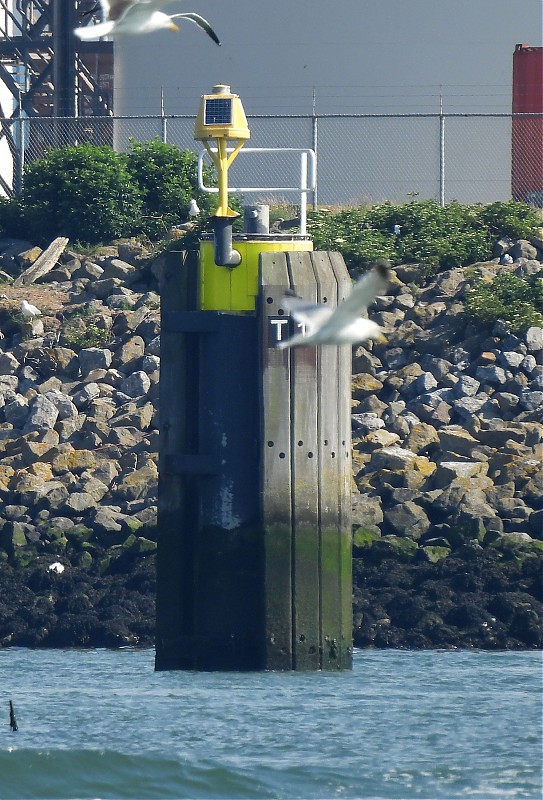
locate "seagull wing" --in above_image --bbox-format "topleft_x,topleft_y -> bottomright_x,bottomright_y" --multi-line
21,300 -> 41,316
113,0 -> 185,17
103,0 -> 135,21
281,295 -> 334,336
74,0 -> 127,38
290,260 -> 389,342
75,20 -> 115,38
108,0 -> 179,22
169,12 -> 221,44
327,260 -> 390,322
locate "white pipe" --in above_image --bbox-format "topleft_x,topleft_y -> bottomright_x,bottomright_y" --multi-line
197,147 -> 316,194
300,151 -> 308,235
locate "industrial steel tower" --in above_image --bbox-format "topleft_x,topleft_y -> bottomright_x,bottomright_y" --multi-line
0,0 -> 113,193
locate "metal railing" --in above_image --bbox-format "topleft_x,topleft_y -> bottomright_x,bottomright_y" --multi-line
1,112 -> 542,207
198,147 -> 316,233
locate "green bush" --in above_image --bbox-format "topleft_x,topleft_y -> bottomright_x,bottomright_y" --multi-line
0,196 -> 26,239
308,200 -> 541,277
21,144 -> 142,246
1,140 -> 227,247
308,207 -> 396,273
126,139 -> 216,239
372,201 -> 490,272
62,321 -> 111,350
464,272 -> 543,333
474,201 -> 541,240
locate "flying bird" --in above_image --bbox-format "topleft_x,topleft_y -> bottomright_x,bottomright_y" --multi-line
74,0 -> 221,43
20,300 -> 42,319
277,259 -> 391,349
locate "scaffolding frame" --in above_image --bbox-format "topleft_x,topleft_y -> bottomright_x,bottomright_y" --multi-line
0,0 -> 113,194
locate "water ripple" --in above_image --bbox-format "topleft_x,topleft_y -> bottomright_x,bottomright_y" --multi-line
0,648 -> 541,799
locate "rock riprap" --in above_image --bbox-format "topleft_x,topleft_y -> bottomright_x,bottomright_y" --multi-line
0,238 -> 541,649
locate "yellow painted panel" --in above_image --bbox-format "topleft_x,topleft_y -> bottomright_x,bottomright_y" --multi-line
199,239 -> 313,311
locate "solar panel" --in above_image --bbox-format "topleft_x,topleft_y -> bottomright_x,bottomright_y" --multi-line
205,97 -> 232,125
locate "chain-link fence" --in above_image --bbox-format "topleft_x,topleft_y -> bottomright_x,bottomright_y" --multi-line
1,112 -> 542,207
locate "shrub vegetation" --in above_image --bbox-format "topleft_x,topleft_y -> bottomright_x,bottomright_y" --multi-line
20,144 -> 142,246
308,199 -> 540,276
464,272 -> 543,334
0,141 -> 218,247
0,145 -> 541,336
125,139 -> 215,239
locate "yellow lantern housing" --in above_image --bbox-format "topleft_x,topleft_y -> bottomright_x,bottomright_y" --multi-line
194,85 -> 250,218
194,84 -> 250,142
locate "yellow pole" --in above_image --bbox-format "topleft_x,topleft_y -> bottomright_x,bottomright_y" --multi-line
203,138 -> 246,218
216,138 -> 230,217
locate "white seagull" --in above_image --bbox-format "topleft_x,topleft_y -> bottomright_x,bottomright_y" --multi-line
277,260 -> 391,349
188,198 -> 200,217
74,0 -> 221,43
20,299 -> 42,319
48,562 -> 65,574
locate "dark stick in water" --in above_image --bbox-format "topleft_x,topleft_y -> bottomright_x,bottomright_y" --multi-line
9,700 -> 18,732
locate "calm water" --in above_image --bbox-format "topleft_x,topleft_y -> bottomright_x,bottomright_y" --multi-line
0,648 -> 541,800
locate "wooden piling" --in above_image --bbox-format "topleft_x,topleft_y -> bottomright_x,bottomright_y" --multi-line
259,253 -> 294,670
259,251 -> 353,670
156,248 -> 353,671
155,249 -> 199,670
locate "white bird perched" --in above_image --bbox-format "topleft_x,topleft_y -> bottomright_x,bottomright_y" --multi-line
277,260 -> 391,349
47,562 -> 65,574
188,198 -> 200,217
74,0 -> 221,43
20,300 -> 42,319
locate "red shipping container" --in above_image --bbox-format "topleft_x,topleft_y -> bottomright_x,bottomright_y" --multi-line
512,44 -> 543,202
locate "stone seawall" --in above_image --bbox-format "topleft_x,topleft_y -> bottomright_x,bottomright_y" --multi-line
0,237 -> 541,649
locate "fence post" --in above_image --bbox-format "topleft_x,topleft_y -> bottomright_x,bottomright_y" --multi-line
161,87 -> 167,143
311,94 -> 318,209
439,100 -> 445,206
10,116 -> 24,196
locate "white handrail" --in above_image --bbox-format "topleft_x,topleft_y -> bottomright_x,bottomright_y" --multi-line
197,147 -> 316,235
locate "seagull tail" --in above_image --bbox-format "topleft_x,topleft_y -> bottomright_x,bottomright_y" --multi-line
74,21 -> 115,40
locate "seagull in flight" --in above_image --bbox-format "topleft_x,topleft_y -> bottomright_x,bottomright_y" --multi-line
74,0 -> 221,43
277,260 -> 391,349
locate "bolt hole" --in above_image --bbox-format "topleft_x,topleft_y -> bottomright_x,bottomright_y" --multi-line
267,441 -> 274,447
297,440 -> 303,446
323,439 -> 328,446
331,452 -> 336,458
279,452 -> 286,459
278,309 -> 285,315
308,452 -> 314,458
266,296 -> 273,304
